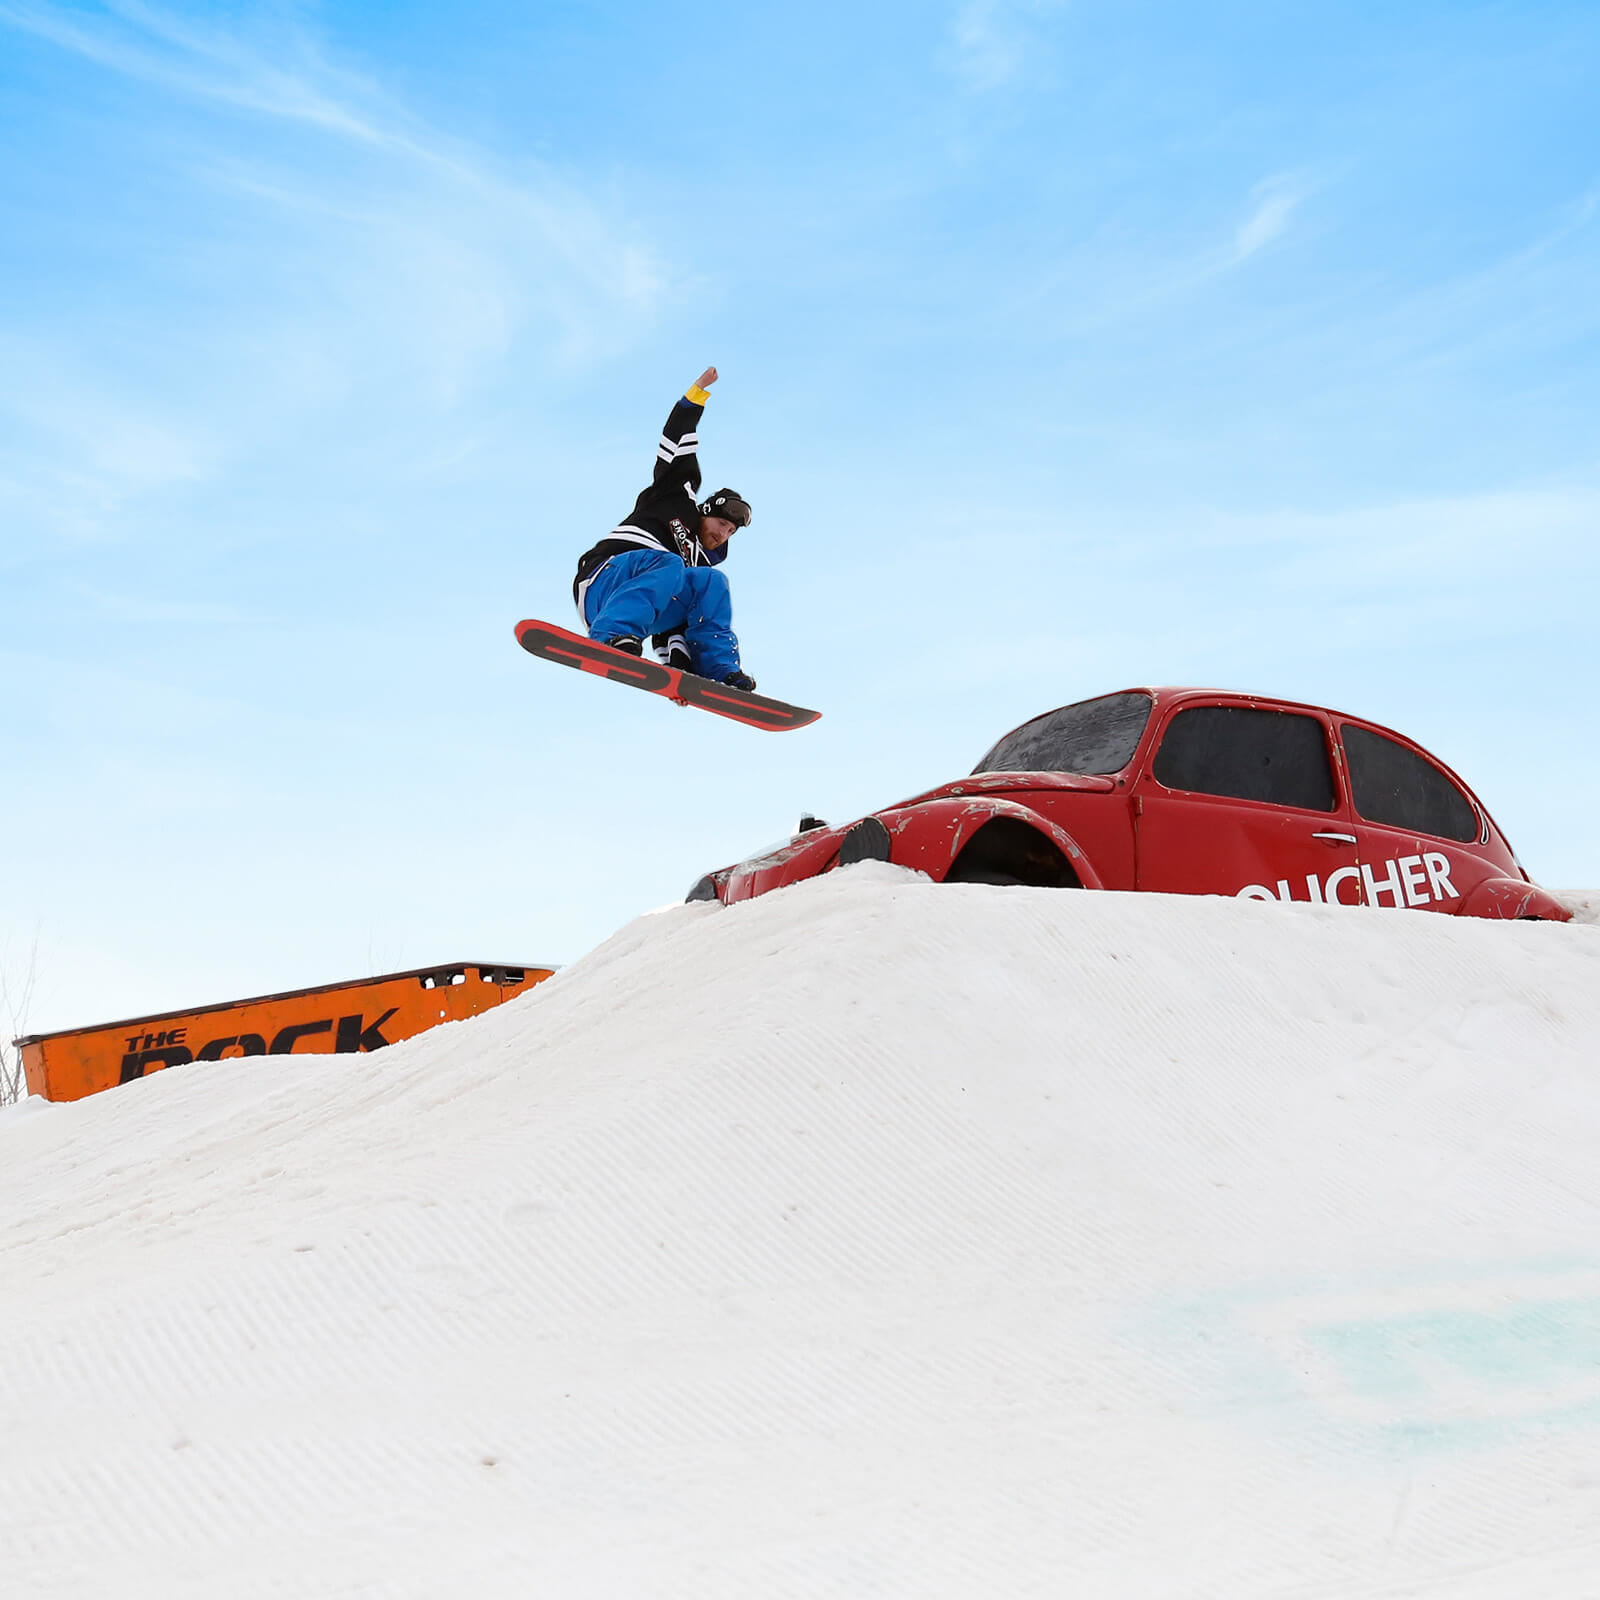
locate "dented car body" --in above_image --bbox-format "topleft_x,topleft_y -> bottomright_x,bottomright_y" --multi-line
689,688 -> 1570,922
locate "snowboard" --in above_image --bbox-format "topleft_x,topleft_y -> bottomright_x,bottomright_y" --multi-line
514,619 -> 821,733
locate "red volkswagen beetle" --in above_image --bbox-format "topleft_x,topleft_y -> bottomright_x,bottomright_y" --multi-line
689,688 -> 1570,921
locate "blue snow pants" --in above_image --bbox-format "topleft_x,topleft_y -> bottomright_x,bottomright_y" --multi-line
581,549 -> 742,681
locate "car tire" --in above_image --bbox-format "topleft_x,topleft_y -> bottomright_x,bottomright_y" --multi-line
837,817 -> 892,867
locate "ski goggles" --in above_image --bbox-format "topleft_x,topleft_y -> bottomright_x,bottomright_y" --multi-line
702,491 -> 752,528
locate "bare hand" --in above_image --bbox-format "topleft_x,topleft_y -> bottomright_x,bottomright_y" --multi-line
695,367 -> 718,389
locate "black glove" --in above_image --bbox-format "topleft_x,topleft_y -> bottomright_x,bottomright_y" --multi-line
722,670 -> 757,693
665,645 -> 693,674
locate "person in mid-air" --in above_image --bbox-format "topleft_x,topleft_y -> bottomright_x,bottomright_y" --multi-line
572,366 -> 756,691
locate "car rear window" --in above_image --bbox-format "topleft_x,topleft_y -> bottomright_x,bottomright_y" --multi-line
973,691 -> 1153,776
1340,724 -> 1479,842
1152,706 -> 1336,811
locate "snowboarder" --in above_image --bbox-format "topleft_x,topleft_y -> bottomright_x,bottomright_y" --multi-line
572,366 -> 757,691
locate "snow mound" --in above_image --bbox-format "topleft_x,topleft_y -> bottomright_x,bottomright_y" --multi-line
1557,888 -> 1600,924
5,866 -> 1600,1598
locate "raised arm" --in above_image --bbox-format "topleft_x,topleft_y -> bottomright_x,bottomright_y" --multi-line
652,367 -> 717,493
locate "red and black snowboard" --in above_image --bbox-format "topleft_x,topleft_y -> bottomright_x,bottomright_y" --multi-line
514,619 -> 820,733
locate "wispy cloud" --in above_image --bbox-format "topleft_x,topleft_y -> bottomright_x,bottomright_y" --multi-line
0,336 -> 210,487
994,168 -> 1326,345
1206,485 -> 1598,576
0,331 -> 215,548
0,0 -> 675,547
0,0 -> 665,312
0,0 -> 393,143
1234,174 -> 1308,263
946,0 -> 1062,92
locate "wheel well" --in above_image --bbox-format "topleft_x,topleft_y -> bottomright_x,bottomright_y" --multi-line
943,817 -> 1081,888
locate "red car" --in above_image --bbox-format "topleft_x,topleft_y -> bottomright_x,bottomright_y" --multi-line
689,687 -> 1570,922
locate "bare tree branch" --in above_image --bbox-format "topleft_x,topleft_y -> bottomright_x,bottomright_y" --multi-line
1,931 -> 41,1107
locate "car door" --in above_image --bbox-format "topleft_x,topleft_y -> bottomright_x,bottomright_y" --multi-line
1133,701 -> 1364,905
1336,721 -> 1495,914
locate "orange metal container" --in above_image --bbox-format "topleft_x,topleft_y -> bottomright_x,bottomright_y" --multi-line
16,961 -> 556,1103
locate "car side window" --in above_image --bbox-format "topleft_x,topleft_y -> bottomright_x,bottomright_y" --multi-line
1340,724 -> 1479,842
1152,706 -> 1336,812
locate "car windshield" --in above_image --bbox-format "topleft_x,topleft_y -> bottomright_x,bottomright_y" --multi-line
973,691 -> 1153,776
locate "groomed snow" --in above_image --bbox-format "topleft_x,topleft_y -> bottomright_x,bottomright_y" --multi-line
4,867 -> 1600,1597
1557,888 -> 1600,924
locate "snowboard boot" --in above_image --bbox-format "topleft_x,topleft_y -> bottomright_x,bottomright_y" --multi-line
722,670 -> 757,693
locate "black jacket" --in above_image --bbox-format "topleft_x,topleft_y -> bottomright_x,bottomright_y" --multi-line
572,390 -> 728,606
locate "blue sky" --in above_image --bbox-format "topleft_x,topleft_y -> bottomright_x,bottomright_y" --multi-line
3,0 -> 1597,1032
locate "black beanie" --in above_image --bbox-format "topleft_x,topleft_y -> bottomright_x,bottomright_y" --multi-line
700,488 -> 752,528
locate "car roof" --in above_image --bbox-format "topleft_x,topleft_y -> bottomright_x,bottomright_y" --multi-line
1094,686 -> 1404,731
1132,685 -> 1347,715
1002,687 -> 1495,824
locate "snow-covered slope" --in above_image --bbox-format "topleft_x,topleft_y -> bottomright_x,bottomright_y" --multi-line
4,867 -> 1600,1598
1558,888 -> 1600,924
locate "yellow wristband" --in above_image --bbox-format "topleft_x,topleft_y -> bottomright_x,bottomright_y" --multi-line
686,384 -> 711,405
